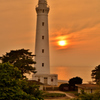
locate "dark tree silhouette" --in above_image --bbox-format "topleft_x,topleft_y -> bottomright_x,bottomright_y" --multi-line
69,76 -> 83,90
69,77 -> 83,85
0,49 -> 37,77
59,83 -> 69,91
91,65 -> 100,84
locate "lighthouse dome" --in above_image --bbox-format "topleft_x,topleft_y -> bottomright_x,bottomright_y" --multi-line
39,0 -> 47,4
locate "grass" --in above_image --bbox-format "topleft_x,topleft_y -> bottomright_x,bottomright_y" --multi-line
65,91 -> 78,95
43,92 -> 66,98
43,91 -> 78,100
64,91 -> 78,99
65,91 -> 78,94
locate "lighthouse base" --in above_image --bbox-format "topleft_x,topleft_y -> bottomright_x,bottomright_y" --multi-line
32,74 -> 58,86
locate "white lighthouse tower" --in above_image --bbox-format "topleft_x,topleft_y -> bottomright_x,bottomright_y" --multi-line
35,0 -> 50,74
33,0 -> 58,86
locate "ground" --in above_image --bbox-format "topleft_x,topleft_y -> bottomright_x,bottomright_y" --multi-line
44,91 -> 76,100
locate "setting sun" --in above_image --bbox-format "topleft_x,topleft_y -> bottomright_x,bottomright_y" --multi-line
58,40 -> 67,46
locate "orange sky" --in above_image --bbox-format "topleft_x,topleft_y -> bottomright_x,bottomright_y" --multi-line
0,0 -> 100,82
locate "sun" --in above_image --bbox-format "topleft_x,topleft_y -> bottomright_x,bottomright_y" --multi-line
58,40 -> 67,46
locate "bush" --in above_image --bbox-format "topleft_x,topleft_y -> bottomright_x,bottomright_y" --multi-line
74,93 -> 80,96
0,63 -> 43,100
72,91 -> 100,100
59,83 -> 69,91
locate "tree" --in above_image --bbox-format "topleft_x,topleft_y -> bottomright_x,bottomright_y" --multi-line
0,49 -> 37,77
91,65 -> 100,84
0,62 -> 43,100
69,76 -> 83,85
59,83 -> 69,91
69,77 -> 83,90
0,62 -> 33,100
22,80 -> 43,100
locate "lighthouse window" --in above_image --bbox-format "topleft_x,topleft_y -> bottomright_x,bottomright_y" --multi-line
42,36 -> 44,39
42,63 -> 44,67
38,79 -> 40,82
51,79 -> 53,82
42,22 -> 44,26
42,49 -> 44,53
43,9 -> 44,13
44,77 -> 47,79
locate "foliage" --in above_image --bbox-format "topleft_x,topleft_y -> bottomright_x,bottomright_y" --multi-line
59,83 -> 69,91
91,65 -> 100,84
69,77 -> 83,91
72,90 -> 100,100
74,93 -> 80,96
69,77 -> 83,85
79,93 -> 93,100
43,93 -> 66,98
0,49 -> 37,78
22,80 -> 43,100
59,77 -> 82,91
92,92 -> 100,100
0,62 -> 43,100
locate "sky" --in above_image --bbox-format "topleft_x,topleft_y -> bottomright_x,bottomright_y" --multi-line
0,0 -> 100,83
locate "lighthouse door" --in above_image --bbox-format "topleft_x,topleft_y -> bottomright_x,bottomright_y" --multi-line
44,77 -> 48,84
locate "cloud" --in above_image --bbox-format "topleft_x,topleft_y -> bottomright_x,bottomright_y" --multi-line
50,22 -> 100,50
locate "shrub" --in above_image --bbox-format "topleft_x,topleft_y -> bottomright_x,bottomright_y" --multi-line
0,62 -> 43,100
59,83 -> 69,91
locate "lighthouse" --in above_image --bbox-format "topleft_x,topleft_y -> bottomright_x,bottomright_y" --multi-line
33,0 -> 58,86
35,0 -> 50,74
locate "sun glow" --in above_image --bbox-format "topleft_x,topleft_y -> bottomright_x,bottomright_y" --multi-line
58,40 -> 67,46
